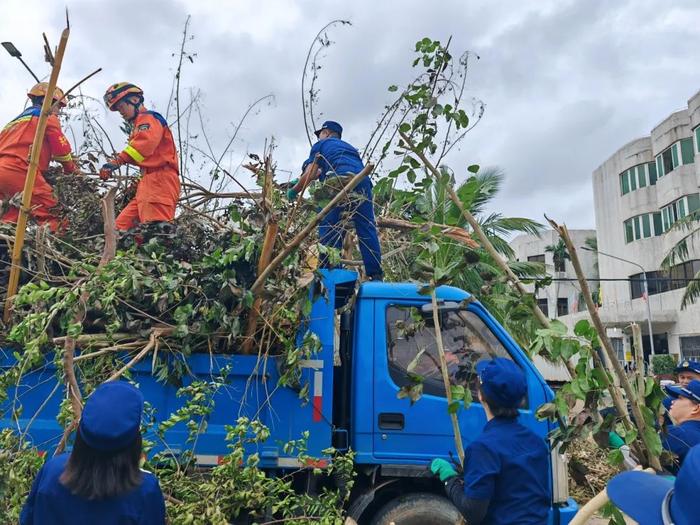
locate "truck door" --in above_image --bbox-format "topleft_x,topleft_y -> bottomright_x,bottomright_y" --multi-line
372,299 -> 547,462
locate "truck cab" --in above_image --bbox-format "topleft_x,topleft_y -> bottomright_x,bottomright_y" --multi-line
0,269 -> 577,524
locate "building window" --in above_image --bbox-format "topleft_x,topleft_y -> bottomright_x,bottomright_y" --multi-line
660,194 -> 700,232
610,337 -> 624,363
681,137 -> 695,165
620,164 -> 655,196
620,171 -> 630,195
695,126 -> 700,154
557,298 -> 569,316
681,336 -> 700,360
657,143 -> 680,177
537,298 -> 549,317
648,161 -> 658,185
629,260 -> 700,299
528,254 -> 545,264
624,212 -> 661,242
653,212 -> 663,236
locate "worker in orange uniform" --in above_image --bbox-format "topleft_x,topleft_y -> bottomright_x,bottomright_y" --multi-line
100,83 -> 180,232
0,83 -> 79,231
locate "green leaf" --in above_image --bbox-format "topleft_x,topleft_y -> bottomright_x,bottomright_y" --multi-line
388,85 -> 398,92
447,400 -> 460,414
399,122 -> 411,133
549,319 -> 568,335
642,426 -> 662,457
623,428 -> 638,445
607,449 -> 624,466
467,164 -> 479,174
574,319 -> 594,339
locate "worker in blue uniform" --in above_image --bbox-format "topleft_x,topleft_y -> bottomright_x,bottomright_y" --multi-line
20,381 -> 166,525
430,357 -> 551,525
607,443 -> 699,525
290,120 -> 382,280
661,379 -> 700,474
662,360 -> 700,420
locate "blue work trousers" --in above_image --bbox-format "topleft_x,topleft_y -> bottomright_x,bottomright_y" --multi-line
318,178 -> 382,277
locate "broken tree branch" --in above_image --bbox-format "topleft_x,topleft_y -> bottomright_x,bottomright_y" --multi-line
431,288 -> 465,463
548,217 -> 661,470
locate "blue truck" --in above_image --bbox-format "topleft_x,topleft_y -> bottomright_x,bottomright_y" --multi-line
1,269 -> 577,524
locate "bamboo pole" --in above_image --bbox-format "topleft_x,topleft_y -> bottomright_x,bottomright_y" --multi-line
249,163 -> 373,295
243,156 -> 279,354
549,218 -> 662,470
431,289 -> 465,463
3,24 -> 70,323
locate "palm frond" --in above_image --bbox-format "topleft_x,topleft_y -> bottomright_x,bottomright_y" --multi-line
508,261 -> 547,279
483,215 -> 544,237
681,268 -> 700,309
662,223 -> 700,268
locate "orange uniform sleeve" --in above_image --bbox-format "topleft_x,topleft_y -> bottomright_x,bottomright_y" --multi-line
45,115 -> 77,173
116,114 -> 164,166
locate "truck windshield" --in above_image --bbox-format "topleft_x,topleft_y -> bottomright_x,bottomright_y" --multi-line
386,305 -> 524,402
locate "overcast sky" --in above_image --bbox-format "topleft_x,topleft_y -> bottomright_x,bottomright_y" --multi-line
1,0 -> 699,230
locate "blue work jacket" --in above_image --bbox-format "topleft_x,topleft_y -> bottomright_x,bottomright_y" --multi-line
302,137 -> 364,181
462,417 -> 551,525
20,453 -> 166,525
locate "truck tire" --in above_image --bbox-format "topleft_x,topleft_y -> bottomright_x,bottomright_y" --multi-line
369,492 -> 464,525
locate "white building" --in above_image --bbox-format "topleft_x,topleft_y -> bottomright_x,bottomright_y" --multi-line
584,90 -> 700,362
510,229 -> 598,319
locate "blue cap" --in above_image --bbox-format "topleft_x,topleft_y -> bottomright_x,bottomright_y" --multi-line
607,444 -> 700,525
314,120 -> 343,138
476,357 -> 527,409
78,381 -> 144,451
675,359 -> 700,375
665,379 -> 700,404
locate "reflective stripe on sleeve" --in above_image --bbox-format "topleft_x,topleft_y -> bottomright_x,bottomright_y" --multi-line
53,153 -> 73,162
124,144 -> 145,163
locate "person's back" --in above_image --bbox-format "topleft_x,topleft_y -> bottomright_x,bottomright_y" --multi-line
467,418 -> 550,524
20,381 -> 166,525
20,453 -> 164,525
308,136 -> 364,180
431,358 -> 551,525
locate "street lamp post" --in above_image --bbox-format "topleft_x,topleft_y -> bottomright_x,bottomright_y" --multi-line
581,246 -> 656,358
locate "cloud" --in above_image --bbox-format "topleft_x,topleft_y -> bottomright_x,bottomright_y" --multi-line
0,0 -> 698,229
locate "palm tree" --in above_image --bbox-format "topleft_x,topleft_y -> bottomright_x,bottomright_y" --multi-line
378,167 -> 548,345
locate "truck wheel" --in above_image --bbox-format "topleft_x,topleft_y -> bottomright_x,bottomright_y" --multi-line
369,492 -> 464,525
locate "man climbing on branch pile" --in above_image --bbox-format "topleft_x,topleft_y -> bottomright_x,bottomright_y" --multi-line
0,83 -> 80,232
100,82 -> 180,234
290,120 -> 383,280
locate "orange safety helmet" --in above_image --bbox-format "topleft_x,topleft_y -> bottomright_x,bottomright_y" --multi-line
27,82 -> 67,107
103,82 -> 144,111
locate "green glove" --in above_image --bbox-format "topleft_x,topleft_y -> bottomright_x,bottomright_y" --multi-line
430,458 -> 457,482
609,431 -> 625,449
286,178 -> 299,201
